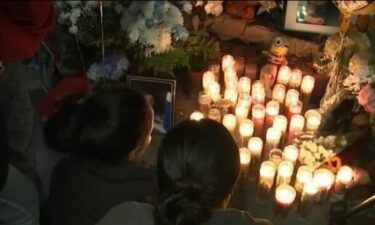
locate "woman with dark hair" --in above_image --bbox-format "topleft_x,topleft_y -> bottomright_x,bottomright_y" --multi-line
96,119 -> 271,225
46,88 -> 155,225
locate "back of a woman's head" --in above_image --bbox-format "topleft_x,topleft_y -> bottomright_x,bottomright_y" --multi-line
155,119 -> 240,225
44,88 -> 152,162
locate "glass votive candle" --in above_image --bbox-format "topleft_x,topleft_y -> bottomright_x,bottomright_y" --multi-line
269,148 -> 283,167
273,115 -> 288,136
276,161 -> 294,186
222,54 -> 235,71
190,111 -> 205,121
252,80 -> 265,105
289,69 -> 302,89
257,161 -> 277,202
305,109 -> 322,132
235,104 -> 249,123
301,75 -> 315,107
208,107 -> 221,122
222,114 -> 237,134
265,127 -> 282,158
237,94 -> 252,109
265,101 -> 280,129
252,104 -> 266,137
298,181 -> 319,219
248,137 -> 263,160
272,84 -> 286,106
287,114 -> 305,144
285,89 -> 300,110
239,119 -> 254,146
277,65 -> 291,85
313,168 -> 335,203
238,77 -> 251,95
208,82 -> 221,102
224,69 -> 238,90
198,91 -> 211,115
283,145 -> 299,165
275,185 -> 296,217
224,88 -> 238,106
240,147 -> 251,170
334,166 -> 354,193
202,71 -> 216,92
287,100 -> 303,121
295,166 -> 314,194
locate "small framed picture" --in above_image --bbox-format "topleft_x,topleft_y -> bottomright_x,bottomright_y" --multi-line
285,1 -> 340,34
127,76 -> 176,134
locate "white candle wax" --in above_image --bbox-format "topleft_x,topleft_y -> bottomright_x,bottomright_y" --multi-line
289,69 -> 302,89
265,127 -> 282,155
295,166 -> 314,194
240,147 -> 252,169
222,114 -> 237,133
190,111 -> 205,121
237,94 -> 252,109
239,119 -> 254,138
313,168 -> 335,202
248,137 -> 263,160
275,185 -> 296,211
259,161 -> 277,189
277,66 -> 291,86
285,89 -> 300,110
283,145 -> 299,165
224,68 -> 238,90
208,82 -> 221,102
235,104 -> 249,123
222,55 -> 235,71
265,101 -> 280,129
277,161 -> 294,186
238,77 -> 251,95
273,115 -> 288,135
273,84 -> 286,106
287,114 -> 305,144
301,75 -> 315,107
304,109 -> 322,131
224,88 -> 238,105
252,104 -> 265,137
202,71 -> 216,92
252,80 -> 265,105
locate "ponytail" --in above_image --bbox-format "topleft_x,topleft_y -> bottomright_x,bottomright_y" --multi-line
154,178 -> 213,225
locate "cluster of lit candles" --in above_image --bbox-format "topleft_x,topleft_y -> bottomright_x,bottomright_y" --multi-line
190,55 -> 355,218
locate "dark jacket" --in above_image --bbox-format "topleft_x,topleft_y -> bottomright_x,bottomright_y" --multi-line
48,157 -> 155,225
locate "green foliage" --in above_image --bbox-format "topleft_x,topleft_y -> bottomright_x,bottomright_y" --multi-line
133,31 -> 220,77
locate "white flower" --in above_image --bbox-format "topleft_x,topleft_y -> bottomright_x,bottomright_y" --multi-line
205,1 -> 224,16
69,24 -> 78,34
166,4 -> 184,26
182,2 -> 193,14
140,1 -> 155,19
70,8 -> 82,23
151,31 -> 172,55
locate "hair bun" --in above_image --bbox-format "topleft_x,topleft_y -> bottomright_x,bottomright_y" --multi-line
156,178 -> 213,225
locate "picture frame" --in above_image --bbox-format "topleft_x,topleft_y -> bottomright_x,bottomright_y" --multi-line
127,75 -> 176,134
284,1 -> 340,34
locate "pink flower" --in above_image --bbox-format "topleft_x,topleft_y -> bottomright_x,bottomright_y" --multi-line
358,85 -> 375,113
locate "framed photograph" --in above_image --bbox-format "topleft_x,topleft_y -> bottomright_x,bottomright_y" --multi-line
284,1 -> 340,34
127,76 -> 176,134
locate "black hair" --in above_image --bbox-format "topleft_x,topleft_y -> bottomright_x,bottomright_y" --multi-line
44,88 -> 152,162
154,119 -> 240,225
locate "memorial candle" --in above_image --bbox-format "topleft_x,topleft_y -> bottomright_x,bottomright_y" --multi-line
283,145 -> 299,165
238,77 -> 251,95
285,89 -> 300,110
222,114 -> 237,134
257,161 -> 277,201
275,185 -> 296,216
224,88 -> 238,106
294,166 -> 314,194
190,111 -> 205,121
277,66 -> 291,86
252,104 -> 265,137
235,105 -> 249,123
301,75 -> 315,107
276,161 -> 294,186
240,147 -> 251,170
272,84 -> 286,107
265,127 -> 282,157
287,100 -> 303,121
298,181 -> 319,218
269,148 -> 283,167
198,91 -> 211,116
252,80 -> 265,105
265,101 -> 280,130
237,94 -> 252,109
287,115 -> 305,144
208,108 -> 221,122
273,115 -> 288,147
224,68 -> 238,90
313,168 -> 335,203
239,119 -> 254,146
202,71 -> 216,92
248,137 -> 263,160
335,166 -> 354,193
305,109 -> 322,131
222,55 -> 235,71
289,69 -> 302,89
209,63 -> 220,79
